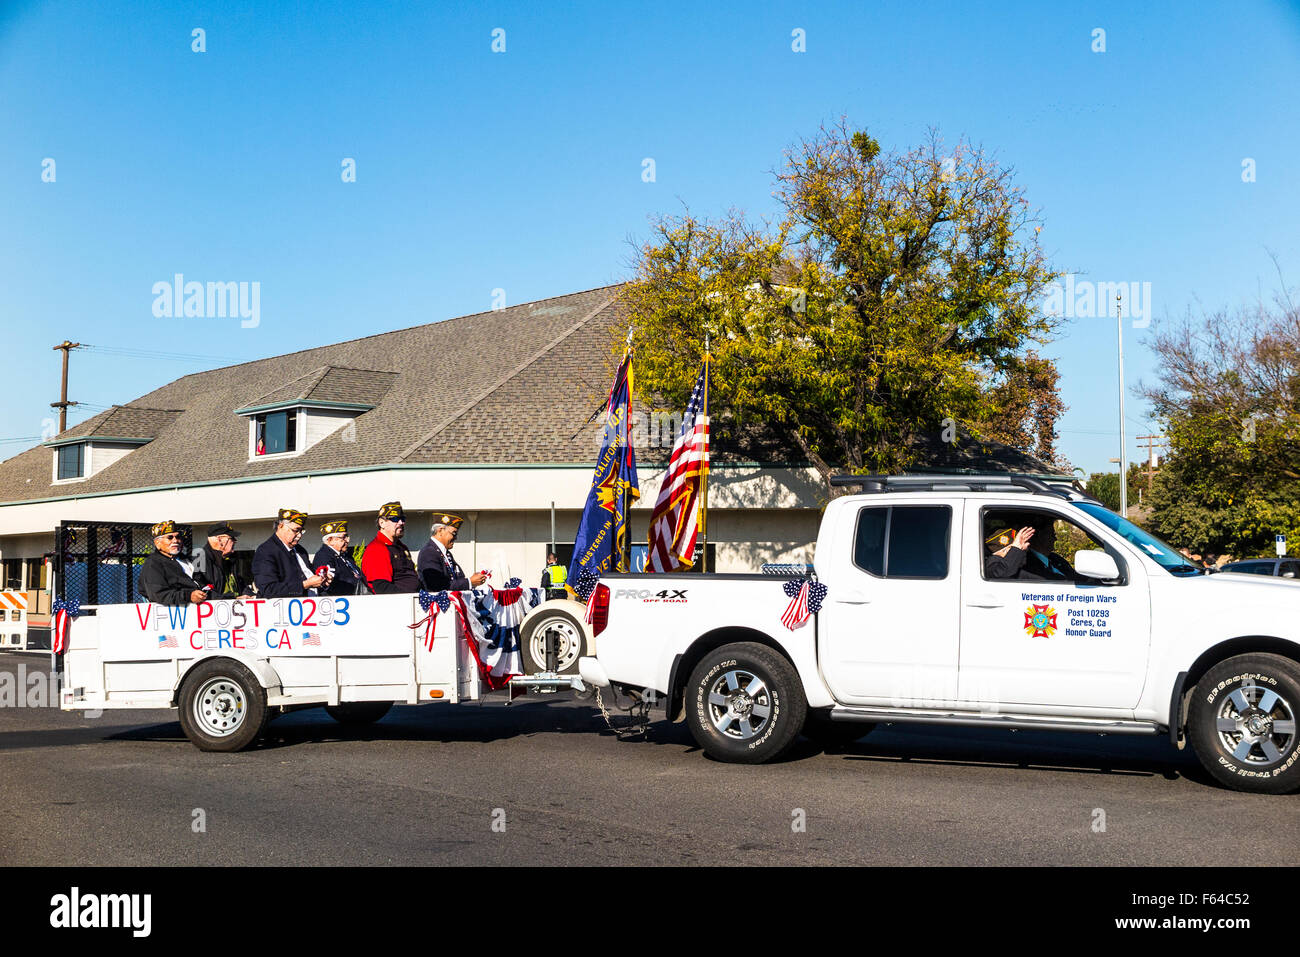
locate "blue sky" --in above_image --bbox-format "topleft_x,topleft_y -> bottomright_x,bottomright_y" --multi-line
2,0 -> 1298,477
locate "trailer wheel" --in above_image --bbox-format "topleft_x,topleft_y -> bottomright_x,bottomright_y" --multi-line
178,659 -> 268,752
1187,653 -> 1300,794
520,606 -> 587,674
325,702 -> 393,725
685,642 -> 807,764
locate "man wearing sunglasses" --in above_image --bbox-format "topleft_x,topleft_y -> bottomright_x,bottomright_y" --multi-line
139,520 -> 207,605
252,508 -> 326,597
361,501 -> 421,593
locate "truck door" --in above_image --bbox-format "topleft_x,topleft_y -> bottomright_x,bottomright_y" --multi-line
818,501 -> 962,705
957,502 -> 1151,710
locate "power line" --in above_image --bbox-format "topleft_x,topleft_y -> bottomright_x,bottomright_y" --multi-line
81,344 -> 241,364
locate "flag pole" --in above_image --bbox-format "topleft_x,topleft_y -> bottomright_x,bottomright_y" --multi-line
699,337 -> 711,573
622,326 -> 634,573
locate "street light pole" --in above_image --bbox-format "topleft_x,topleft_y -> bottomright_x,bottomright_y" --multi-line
1116,293 -> 1127,518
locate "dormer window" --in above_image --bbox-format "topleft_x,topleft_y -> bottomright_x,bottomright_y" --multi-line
57,443 -> 85,480
254,409 -> 298,456
46,434 -> 153,484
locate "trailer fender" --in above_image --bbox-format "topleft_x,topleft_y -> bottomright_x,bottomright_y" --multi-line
172,653 -> 284,706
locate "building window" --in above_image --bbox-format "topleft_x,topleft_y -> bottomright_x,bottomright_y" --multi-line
255,410 -> 297,455
24,558 -> 46,591
1,559 -> 20,590
57,443 -> 85,479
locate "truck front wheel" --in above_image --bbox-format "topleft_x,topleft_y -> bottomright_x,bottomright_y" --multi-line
177,659 -> 268,752
1187,653 -> 1300,794
685,642 -> 807,764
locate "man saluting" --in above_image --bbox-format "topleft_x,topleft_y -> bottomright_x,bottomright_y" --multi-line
418,512 -> 487,592
361,501 -> 421,593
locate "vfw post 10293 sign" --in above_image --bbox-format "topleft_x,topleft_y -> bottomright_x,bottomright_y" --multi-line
97,595 -> 419,661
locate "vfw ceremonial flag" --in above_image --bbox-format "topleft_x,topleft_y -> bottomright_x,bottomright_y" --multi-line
569,351 -> 640,586
647,358 -> 709,572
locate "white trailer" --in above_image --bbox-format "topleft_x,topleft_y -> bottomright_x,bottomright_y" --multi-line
59,592 -> 592,751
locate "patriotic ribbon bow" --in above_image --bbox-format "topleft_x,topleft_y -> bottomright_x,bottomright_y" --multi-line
572,570 -> 599,602
505,577 -> 522,589
417,590 -> 452,613
412,590 -> 453,650
572,570 -> 601,624
52,597 -> 81,655
780,579 -> 827,630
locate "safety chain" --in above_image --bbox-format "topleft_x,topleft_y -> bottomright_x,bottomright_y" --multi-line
593,686 -> 652,740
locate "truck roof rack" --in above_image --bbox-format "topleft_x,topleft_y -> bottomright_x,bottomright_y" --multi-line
829,473 -> 1099,503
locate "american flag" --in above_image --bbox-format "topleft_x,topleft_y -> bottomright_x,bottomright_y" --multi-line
302,632 -> 321,646
158,635 -> 179,649
646,359 -> 710,573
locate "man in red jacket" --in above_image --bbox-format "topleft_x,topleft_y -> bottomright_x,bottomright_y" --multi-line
361,501 -> 420,593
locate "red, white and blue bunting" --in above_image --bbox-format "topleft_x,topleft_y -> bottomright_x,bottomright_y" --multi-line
780,579 -> 827,631
413,585 -> 543,690
52,597 -> 81,655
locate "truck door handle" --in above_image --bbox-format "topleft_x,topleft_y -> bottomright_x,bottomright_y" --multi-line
836,590 -> 870,604
966,594 -> 1004,608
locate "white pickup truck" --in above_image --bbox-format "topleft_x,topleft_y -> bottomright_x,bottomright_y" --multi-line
579,474 -> 1300,794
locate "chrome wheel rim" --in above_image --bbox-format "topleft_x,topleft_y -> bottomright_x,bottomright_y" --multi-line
706,668 -> 772,741
194,677 -> 247,737
1215,681 -> 1297,765
530,618 -> 582,672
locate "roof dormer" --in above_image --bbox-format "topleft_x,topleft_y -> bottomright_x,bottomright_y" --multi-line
235,365 -> 397,461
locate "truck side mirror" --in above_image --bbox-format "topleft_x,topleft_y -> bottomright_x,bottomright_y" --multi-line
1074,549 -> 1119,580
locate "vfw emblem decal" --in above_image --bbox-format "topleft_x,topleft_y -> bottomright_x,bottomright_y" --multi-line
1024,603 -> 1058,638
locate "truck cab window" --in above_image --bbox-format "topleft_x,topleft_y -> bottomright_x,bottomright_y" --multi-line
853,505 -> 950,580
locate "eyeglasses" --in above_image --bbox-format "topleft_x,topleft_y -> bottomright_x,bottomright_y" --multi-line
159,534 -> 180,540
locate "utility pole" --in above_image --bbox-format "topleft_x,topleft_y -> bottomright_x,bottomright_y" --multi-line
1137,434 -> 1163,492
1116,292 -> 1128,519
51,341 -> 82,434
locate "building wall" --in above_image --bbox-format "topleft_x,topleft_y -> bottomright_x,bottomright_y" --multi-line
0,465 -> 826,583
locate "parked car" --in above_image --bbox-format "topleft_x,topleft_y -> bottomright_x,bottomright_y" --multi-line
1220,558 -> 1300,579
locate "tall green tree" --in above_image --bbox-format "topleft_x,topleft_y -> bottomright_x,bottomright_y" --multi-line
1141,293 -> 1300,560
624,122 -> 1064,493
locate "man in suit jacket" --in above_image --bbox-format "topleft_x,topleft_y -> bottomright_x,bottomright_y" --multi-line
139,520 -> 208,606
312,520 -> 370,595
418,512 -> 487,592
252,508 -> 325,597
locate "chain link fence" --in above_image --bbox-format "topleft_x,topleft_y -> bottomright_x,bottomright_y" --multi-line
56,522 -> 193,605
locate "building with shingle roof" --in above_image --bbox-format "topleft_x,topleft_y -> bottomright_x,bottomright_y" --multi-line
0,285 -> 826,602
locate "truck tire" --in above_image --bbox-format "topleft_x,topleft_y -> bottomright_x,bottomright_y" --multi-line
685,642 -> 807,764
803,714 -> 875,749
1187,653 -> 1300,794
520,605 -> 587,674
325,702 -> 393,725
177,659 -> 268,753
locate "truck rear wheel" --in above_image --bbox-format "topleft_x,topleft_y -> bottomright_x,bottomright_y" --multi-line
178,659 -> 268,752
325,702 -> 393,725
520,605 -> 587,674
1187,653 -> 1300,794
685,642 -> 807,764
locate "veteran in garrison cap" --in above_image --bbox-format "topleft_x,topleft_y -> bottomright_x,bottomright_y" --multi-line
313,520 -> 371,596
418,512 -> 486,592
252,508 -> 325,597
139,520 -> 208,605
360,501 -> 421,593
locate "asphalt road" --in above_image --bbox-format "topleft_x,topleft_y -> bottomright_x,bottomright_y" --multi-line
1,653 -> 1295,867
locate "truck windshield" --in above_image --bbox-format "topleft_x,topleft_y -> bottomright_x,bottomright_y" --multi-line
1072,503 -> 1204,576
